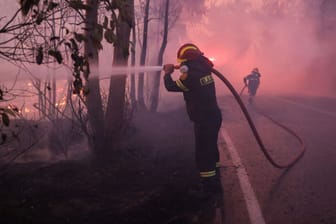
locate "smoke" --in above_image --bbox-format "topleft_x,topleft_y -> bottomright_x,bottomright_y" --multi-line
169,0 -> 336,97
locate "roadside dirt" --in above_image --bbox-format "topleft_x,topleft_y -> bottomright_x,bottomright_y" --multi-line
0,107 -> 223,224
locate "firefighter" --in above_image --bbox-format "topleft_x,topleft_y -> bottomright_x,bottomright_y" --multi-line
244,67 -> 261,104
162,43 -> 222,200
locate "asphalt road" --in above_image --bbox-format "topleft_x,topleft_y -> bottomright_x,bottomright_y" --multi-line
217,94 -> 336,224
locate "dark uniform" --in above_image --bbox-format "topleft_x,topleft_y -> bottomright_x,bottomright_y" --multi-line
163,54 -> 222,194
244,68 -> 261,104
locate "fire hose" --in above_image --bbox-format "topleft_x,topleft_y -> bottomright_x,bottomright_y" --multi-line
211,68 -> 305,169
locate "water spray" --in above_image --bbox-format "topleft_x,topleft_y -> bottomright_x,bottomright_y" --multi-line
99,65 -> 165,79
98,65 -> 185,80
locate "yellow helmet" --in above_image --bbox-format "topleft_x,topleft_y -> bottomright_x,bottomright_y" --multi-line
177,43 -> 203,63
252,67 -> 259,73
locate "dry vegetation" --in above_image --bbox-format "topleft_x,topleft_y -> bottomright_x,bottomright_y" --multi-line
0,107 -> 222,224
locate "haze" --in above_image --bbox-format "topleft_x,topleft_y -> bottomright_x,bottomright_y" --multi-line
168,0 -> 336,97
1,0 -> 335,99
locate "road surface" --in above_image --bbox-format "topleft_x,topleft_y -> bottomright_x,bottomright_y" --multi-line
217,94 -> 336,224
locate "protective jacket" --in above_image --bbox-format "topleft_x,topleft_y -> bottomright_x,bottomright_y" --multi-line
163,55 -> 221,122
244,71 -> 261,96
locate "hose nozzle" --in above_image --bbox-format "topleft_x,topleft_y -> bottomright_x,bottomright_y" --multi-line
175,65 -> 188,73
163,64 -> 188,73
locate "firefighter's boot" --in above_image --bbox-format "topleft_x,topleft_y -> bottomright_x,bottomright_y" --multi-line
188,175 -> 223,210
203,175 -> 222,194
198,175 -> 222,205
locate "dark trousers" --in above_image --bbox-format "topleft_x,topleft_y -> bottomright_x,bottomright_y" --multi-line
193,112 -> 222,177
248,81 -> 259,96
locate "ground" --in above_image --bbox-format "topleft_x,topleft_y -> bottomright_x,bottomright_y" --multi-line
0,107 -> 223,224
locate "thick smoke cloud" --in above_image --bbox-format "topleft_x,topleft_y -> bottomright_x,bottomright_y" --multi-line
171,0 -> 336,97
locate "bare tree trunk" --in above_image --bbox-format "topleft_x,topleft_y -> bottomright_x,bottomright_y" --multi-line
149,0 -> 169,112
130,14 -> 137,108
36,80 -> 43,118
105,0 -> 134,148
137,0 -> 150,108
84,0 -> 105,152
43,80 -> 48,115
52,70 -> 56,116
51,12 -> 57,118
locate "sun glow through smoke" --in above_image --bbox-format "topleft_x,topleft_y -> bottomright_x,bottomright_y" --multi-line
182,0 -> 336,96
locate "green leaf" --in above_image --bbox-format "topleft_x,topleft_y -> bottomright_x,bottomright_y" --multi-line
68,0 -> 90,10
103,16 -> 108,29
82,59 -> 90,80
36,46 -> 43,65
92,38 -> 103,51
74,33 -> 86,43
50,36 -> 60,41
104,29 -> 116,44
2,113 -> 10,126
4,108 -> 17,117
36,13 -> 44,25
70,38 -> 79,52
1,133 -> 7,144
111,13 -> 118,28
48,49 -> 63,64
20,0 -> 40,16
93,24 -> 103,43
47,1 -> 59,11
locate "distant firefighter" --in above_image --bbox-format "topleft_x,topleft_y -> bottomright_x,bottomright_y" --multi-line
243,67 -> 261,104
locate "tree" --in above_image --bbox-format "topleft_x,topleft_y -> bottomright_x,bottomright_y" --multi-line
149,0 -> 169,112
73,0 -> 135,153
105,0 -> 134,149
137,0 -> 150,109
148,0 -> 182,112
0,0 -> 136,158
320,0 -> 336,37
129,8 -> 137,107
82,0 -> 105,152
134,0 -> 181,111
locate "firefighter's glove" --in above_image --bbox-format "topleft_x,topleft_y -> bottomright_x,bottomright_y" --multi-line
179,65 -> 189,73
163,64 -> 175,74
